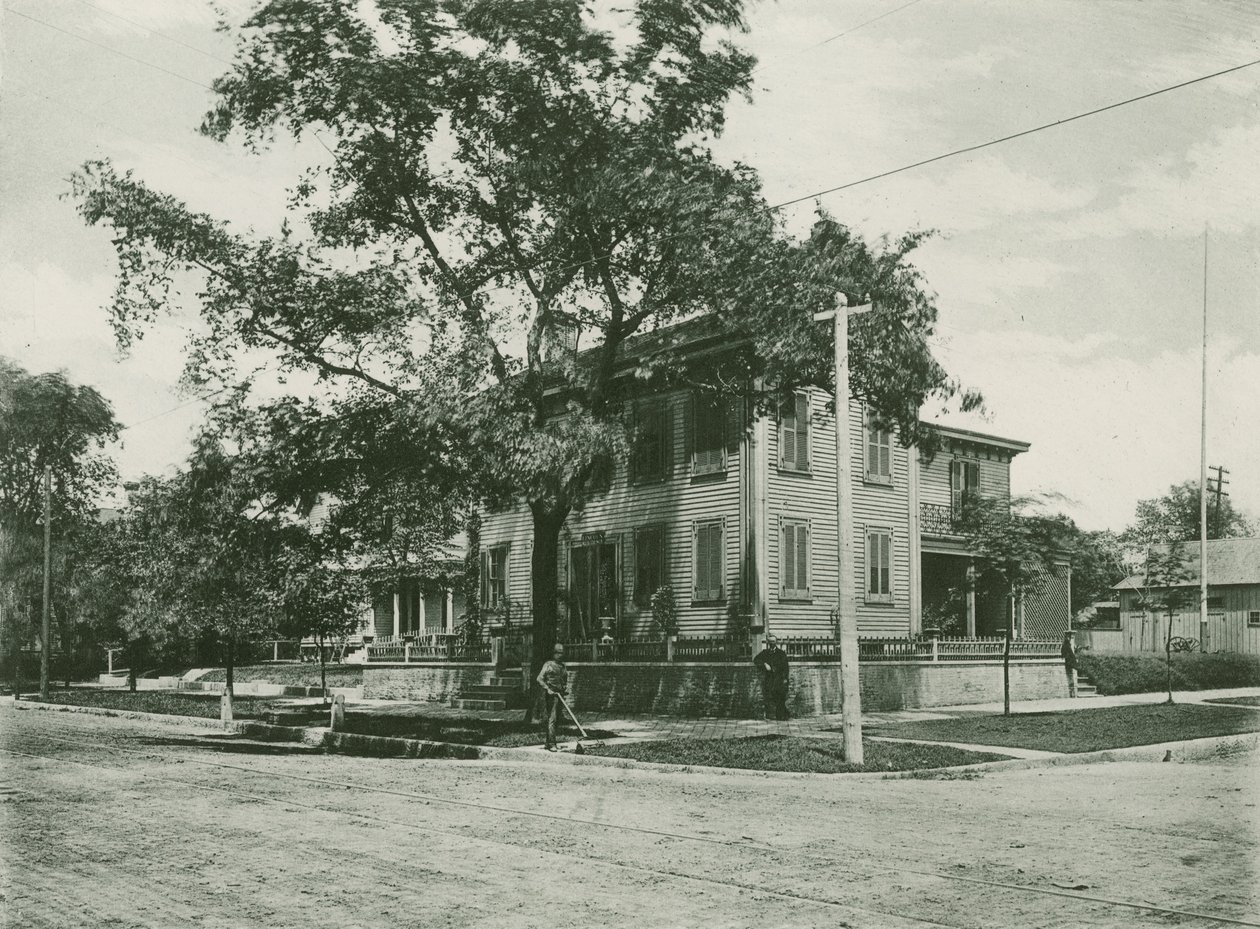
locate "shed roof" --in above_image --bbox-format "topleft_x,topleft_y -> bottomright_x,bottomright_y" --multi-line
1113,538 -> 1260,590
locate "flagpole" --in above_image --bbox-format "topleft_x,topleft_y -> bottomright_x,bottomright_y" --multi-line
1199,228 -> 1208,649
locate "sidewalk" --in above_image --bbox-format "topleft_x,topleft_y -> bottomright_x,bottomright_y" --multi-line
346,686 -> 1260,755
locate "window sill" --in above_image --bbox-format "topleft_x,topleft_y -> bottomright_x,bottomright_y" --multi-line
630,474 -> 668,486
864,474 -> 893,486
777,465 -> 813,477
690,598 -> 726,607
780,595 -> 812,604
690,470 -> 727,484
864,596 -> 895,606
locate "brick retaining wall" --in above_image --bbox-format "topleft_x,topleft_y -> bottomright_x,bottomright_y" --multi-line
362,660 -> 1070,716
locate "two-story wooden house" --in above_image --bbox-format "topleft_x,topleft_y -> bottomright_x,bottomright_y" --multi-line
476,352 -> 1069,644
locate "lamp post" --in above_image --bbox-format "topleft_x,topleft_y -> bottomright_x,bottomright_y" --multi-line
813,292 -> 871,764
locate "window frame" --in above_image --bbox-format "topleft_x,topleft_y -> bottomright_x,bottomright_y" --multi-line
480,544 -> 510,612
778,390 -> 811,473
691,517 -> 725,603
690,392 -> 727,477
779,516 -> 812,601
633,524 -> 667,609
950,459 -> 982,510
864,526 -> 894,604
630,402 -> 670,484
864,407 -> 893,485
1248,611 -> 1260,628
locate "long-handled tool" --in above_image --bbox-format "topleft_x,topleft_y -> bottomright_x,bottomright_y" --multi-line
555,692 -> 605,753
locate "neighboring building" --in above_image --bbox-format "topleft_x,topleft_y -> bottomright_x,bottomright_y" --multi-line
476,323 -> 1070,643
1112,538 -> 1260,655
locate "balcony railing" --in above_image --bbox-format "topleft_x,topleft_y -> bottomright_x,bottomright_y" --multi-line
920,502 -> 961,536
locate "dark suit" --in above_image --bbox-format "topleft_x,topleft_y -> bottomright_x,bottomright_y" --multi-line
753,645 -> 790,719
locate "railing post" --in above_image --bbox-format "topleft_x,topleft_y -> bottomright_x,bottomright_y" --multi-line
666,634 -> 676,662
930,633 -> 939,662
404,642 -> 411,663
330,694 -> 345,731
273,640 -> 279,662
491,636 -> 503,666
591,641 -> 598,662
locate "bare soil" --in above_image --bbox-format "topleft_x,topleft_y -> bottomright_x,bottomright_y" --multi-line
2,704 -> 1257,929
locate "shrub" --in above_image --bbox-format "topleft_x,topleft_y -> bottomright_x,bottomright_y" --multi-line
650,585 -> 678,638
1078,652 -> 1260,695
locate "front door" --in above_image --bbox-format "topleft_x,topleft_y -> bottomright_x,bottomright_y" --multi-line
569,542 -> 618,641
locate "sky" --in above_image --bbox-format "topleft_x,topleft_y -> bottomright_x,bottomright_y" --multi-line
2,0 -> 1258,532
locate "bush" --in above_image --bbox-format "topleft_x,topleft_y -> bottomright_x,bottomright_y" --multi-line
1078,652 -> 1260,695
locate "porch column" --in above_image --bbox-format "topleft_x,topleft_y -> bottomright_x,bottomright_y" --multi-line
446,589 -> 455,632
418,589 -> 427,635
392,588 -> 401,638
965,561 -> 977,637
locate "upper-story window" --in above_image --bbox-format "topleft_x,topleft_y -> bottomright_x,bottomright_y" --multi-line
950,460 -> 981,509
480,544 -> 510,611
690,393 -> 727,476
865,409 -> 892,484
631,402 -> 670,483
779,391 -> 811,472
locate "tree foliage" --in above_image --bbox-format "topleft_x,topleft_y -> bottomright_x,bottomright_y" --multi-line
1121,479 -> 1255,549
70,0 -> 980,710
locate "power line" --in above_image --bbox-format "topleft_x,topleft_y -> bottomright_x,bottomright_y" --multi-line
752,0 -> 927,76
69,0 -> 235,66
8,8 -> 217,91
770,55 -> 1260,210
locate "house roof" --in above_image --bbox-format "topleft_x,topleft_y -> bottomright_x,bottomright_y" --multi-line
927,424 -> 1031,455
1113,538 -> 1260,590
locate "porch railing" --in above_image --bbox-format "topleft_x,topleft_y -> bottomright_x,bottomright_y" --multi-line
778,635 -> 1061,663
920,502 -> 961,536
365,637 -> 491,663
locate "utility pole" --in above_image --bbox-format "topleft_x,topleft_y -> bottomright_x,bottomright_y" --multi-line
1207,465 -> 1229,535
1198,229 -> 1208,656
40,464 -> 51,701
813,292 -> 871,765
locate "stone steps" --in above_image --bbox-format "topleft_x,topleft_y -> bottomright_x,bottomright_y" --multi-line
450,697 -> 508,711
451,670 -> 524,711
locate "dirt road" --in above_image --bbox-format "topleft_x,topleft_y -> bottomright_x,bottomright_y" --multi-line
2,705 -> 1257,929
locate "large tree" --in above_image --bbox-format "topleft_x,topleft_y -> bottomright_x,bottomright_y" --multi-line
0,359 -> 119,690
1122,479 -> 1255,549
72,0 -> 975,713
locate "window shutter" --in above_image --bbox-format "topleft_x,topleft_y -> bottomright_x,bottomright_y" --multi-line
795,393 -> 810,469
880,533 -> 891,594
480,551 -> 489,607
950,460 -> 962,508
879,439 -> 891,478
796,522 -> 809,594
867,532 -> 877,594
782,521 -> 795,595
781,401 -> 797,468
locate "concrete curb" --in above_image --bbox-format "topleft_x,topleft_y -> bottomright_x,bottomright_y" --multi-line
11,698 -> 1257,780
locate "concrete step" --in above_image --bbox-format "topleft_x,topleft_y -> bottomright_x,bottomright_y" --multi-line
451,697 -> 507,711
462,684 -> 520,698
489,677 -> 523,688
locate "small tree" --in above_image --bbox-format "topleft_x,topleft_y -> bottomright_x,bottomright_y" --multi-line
1131,543 -> 1195,704
650,585 -> 678,639
953,496 -> 1061,716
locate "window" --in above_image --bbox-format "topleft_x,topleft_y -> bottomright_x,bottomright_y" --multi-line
690,393 -> 726,476
480,545 -> 509,611
692,519 -> 724,602
865,528 -> 892,602
865,409 -> 892,483
1249,611 -> 1260,628
780,518 -> 811,600
779,391 -> 810,472
950,460 -> 981,509
631,403 -> 669,483
634,526 -> 666,608
1207,596 -> 1225,610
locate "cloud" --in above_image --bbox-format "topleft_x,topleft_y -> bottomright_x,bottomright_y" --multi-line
1045,123 -> 1260,241
931,329 -> 1260,531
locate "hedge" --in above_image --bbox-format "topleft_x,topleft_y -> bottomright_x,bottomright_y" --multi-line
1078,652 -> 1260,695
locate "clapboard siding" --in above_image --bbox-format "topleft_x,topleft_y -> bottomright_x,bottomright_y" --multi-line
478,389 -> 741,636
919,445 -> 1013,508
764,394 -> 912,637
1118,585 -> 1260,655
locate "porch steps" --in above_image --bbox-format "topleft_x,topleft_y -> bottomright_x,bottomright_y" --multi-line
1075,672 -> 1099,697
450,671 -> 525,712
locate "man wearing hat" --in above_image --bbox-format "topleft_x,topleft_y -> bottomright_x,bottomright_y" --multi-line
752,634 -> 790,720
536,643 -> 569,750
1061,630 -> 1078,698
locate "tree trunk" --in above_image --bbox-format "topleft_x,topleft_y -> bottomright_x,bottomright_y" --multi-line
524,503 -> 568,722
318,633 -> 328,701
225,635 -> 235,700
1003,595 -> 1013,717
1165,609 -> 1174,704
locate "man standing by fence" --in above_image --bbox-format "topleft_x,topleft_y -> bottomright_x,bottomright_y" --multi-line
536,643 -> 568,751
752,634 -> 790,720
1061,630 -> 1078,698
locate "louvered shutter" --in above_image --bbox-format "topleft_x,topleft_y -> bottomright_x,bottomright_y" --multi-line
781,401 -> 797,469
694,521 -> 723,600
879,533 -> 891,594
480,550 -> 489,608
797,523 -> 809,594
795,393 -> 810,470
781,521 -> 796,595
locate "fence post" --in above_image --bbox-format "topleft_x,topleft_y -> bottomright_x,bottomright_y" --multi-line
404,642 -> 411,663
666,634 -> 676,662
930,633 -> 939,662
491,636 -> 503,666
220,691 -> 233,724
273,640 -> 279,662
330,694 -> 345,731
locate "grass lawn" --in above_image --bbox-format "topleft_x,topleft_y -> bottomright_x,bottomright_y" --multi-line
340,713 -> 617,748
864,703 -> 1260,754
581,735 -> 1008,773
1205,695 -> 1260,708
25,689 -> 276,719
198,664 -> 363,687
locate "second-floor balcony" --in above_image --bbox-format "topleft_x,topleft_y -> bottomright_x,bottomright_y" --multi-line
920,502 -> 962,536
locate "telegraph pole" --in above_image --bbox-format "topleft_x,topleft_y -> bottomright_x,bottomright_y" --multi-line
1198,229 -> 1208,654
813,292 -> 871,764
1207,465 -> 1229,533
40,465 -> 51,701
